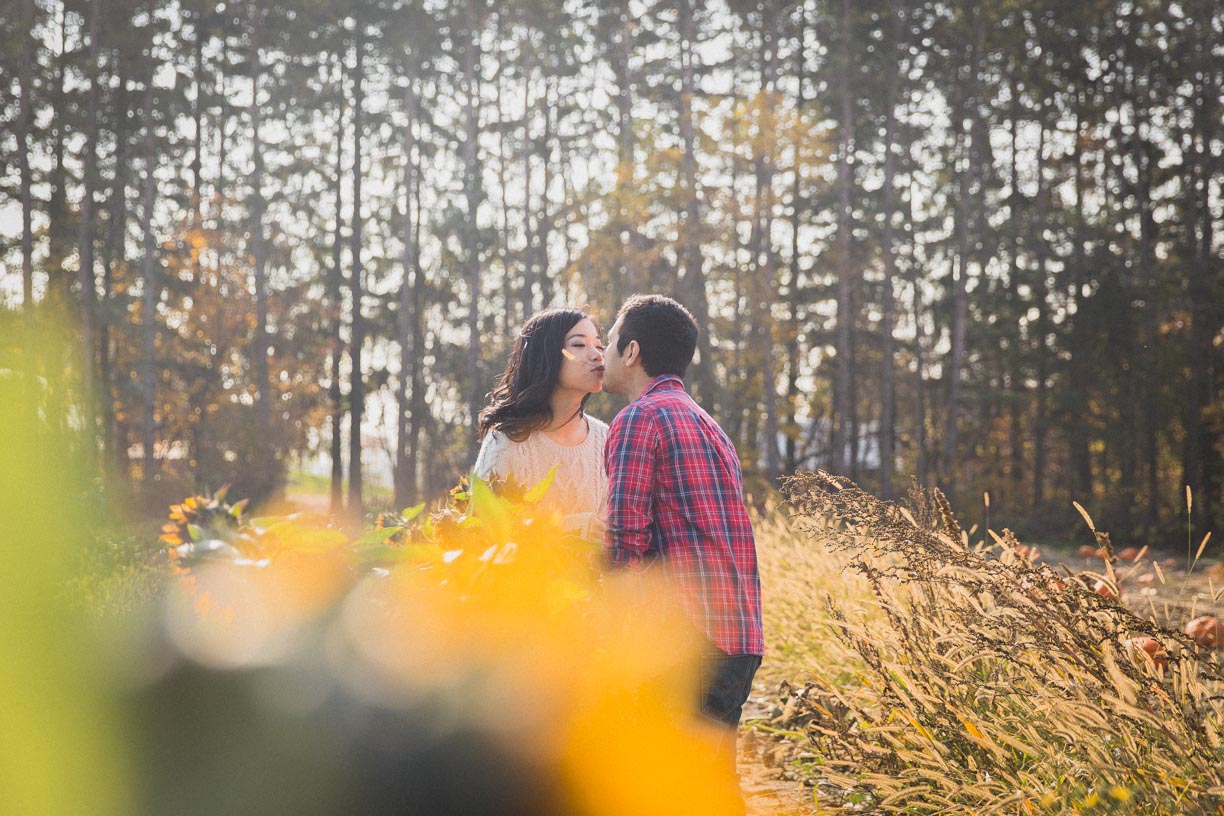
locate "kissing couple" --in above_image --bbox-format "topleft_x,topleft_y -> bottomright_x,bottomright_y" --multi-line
473,294 -> 764,794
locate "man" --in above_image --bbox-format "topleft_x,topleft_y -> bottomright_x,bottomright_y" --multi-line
601,294 -> 764,781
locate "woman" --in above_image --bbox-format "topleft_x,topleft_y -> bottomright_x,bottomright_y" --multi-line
474,306 -> 608,540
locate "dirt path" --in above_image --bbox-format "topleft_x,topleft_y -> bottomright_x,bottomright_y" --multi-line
740,736 -> 817,815
739,696 -> 820,815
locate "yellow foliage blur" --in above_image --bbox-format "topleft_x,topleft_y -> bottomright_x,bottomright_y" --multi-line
0,316 -> 130,815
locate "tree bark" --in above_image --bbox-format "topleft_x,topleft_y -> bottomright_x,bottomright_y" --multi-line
329,51 -> 346,515
1032,115 -> 1050,507
943,18 -> 980,487
18,0 -> 36,321
1068,95 -> 1094,500
1184,5 -> 1220,530
832,0 -> 854,475
348,30 -> 367,512
784,0 -> 809,475
675,0 -> 718,411
753,8 -> 781,483
878,4 -> 901,499
47,5 -> 70,301
1006,73 -> 1024,498
75,0 -> 103,461
463,0 -> 485,462
519,48 -> 537,323
100,63 -> 131,474
140,77 -> 159,483
396,76 -> 421,508
249,13 -> 272,435
908,176 -> 929,486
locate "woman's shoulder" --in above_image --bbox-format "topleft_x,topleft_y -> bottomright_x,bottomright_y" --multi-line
586,415 -> 609,438
475,428 -> 518,478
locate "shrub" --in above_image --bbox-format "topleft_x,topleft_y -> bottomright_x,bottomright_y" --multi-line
770,470 -> 1224,813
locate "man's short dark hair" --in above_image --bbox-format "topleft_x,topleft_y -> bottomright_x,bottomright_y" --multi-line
615,294 -> 699,378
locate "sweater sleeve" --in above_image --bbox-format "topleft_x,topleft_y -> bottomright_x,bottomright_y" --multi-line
473,431 -> 508,481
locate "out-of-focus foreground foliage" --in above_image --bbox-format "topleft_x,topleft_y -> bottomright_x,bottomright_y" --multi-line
1,319 -> 742,816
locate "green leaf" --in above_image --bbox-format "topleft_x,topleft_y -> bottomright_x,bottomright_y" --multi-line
229,498 -> 250,518
469,476 -> 508,522
400,503 -> 426,523
353,526 -> 403,546
187,524 -> 204,542
523,465 -> 559,505
214,483 -> 231,504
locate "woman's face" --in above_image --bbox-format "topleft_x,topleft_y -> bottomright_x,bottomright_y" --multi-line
556,317 -> 605,395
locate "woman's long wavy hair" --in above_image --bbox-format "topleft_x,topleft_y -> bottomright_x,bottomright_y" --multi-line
478,306 -> 598,442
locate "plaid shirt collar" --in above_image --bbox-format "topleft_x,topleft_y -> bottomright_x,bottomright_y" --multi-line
641,374 -> 684,397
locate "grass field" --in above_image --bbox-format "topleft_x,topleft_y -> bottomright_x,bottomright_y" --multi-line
748,473 -> 1224,814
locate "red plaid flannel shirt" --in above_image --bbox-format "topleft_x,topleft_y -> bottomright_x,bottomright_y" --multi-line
604,375 -> 764,656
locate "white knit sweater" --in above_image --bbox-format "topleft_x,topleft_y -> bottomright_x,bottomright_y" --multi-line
473,416 -> 609,541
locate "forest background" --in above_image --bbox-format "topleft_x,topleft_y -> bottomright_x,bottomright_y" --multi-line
1,0 -> 1220,547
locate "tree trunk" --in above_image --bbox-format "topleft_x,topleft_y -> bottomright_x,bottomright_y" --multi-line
832,0 -> 854,475
908,176 -> 929,486
18,0 -> 36,322
1007,74 -> 1024,498
754,9 -> 781,483
1120,55 -> 1160,527
878,4 -> 901,499
463,0 -> 485,461
1032,116 -> 1050,507
609,0 -> 635,299
1068,96 -> 1094,500
944,36 -> 976,487
784,0 -> 808,475
1185,8 -> 1220,530
329,52 -> 346,515
396,76 -> 421,508
140,77 -> 159,483
519,49 -> 537,324
76,0 -> 103,462
675,0 -> 718,411
408,148 -> 428,501
249,14 -> 272,436
191,14 -> 205,258
47,5 -> 70,301
100,64 -> 131,474
348,30 -> 367,513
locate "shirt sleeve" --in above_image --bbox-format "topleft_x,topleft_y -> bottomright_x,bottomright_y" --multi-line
473,431 -> 506,481
604,405 -> 659,569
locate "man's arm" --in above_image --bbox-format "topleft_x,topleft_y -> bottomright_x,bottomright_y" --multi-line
604,405 -> 659,569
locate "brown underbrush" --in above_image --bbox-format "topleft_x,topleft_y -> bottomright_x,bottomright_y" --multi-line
759,471 -> 1224,814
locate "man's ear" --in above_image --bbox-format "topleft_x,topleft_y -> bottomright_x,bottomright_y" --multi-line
623,339 -> 641,368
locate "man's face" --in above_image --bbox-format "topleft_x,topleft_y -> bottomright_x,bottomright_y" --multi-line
602,318 -> 627,395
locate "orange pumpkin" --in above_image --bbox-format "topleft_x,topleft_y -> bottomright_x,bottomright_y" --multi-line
1013,544 -> 1041,562
1077,545 -> 1097,559
1124,636 -> 1168,669
1185,616 -> 1224,649
1118,547 -> 1141,562
1093,578 -> 1121,599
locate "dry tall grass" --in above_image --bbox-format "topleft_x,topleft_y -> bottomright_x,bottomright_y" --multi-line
757,471 -> 1224,814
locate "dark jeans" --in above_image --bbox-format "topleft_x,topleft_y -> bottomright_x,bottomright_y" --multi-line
698,646 -> 761,776
699,649 -> 761,729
